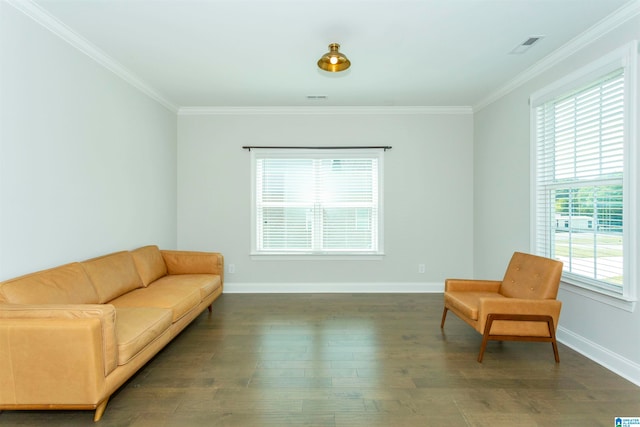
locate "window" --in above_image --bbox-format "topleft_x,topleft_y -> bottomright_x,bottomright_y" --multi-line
250,148 -> 384,256
531,41 -> 637,303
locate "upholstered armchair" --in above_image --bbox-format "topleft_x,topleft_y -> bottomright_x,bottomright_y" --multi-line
441,252 -> 563,362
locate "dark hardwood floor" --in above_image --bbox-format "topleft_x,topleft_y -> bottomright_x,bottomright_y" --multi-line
2,293 -> 639,426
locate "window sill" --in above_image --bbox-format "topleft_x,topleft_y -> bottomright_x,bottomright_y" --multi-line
560,280 -> 636,312
250,252 -> 385,261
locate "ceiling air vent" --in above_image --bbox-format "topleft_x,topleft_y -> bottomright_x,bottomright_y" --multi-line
306,95 -> 328,100
510,35 -> 544,54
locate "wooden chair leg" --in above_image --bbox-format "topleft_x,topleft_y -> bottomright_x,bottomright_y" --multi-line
478,314 -> 494,363
478,343 -> 488,363
440,307 -> 448,329
548,318 -> 560,363
551,341 -> 560,363
207,304 -> 212,313
478,313 -> 560,363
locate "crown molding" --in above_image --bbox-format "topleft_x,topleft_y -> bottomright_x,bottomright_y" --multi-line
7,0 -> 178,113
473,0 -> 640,112
178,106 -> 473,116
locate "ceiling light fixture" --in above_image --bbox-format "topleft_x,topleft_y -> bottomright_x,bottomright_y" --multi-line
317,43 -> 351,72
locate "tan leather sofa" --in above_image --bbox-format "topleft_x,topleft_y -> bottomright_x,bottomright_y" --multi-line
0,245 -> 223,421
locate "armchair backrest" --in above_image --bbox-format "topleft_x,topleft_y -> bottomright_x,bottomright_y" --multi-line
499,252 -> 563,300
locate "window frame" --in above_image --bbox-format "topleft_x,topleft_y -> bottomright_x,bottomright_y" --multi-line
530,41 -> 638,309
250,148 -> 385,259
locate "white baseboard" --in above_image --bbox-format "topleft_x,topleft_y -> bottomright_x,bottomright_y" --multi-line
223,282 -> 444,294
557,326 -> 640,387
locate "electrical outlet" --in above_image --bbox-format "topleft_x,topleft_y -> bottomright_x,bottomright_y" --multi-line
228,264 -> 236,274
418,264 -> 426,274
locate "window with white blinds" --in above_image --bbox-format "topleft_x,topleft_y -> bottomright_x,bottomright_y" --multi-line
251,149 -> 383,255
531,42 -> 637,302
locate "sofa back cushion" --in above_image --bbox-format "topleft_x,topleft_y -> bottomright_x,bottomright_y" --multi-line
82,251 -> 143,303
131,245 -> 168,286
0,262 -> 99,304
499,252 -> 563,300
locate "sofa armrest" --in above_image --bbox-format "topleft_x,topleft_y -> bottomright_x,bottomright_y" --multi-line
161,250 -> 224,280
445,279 -> 502,293
476,297 -> 562,335
0,304 -> 118,378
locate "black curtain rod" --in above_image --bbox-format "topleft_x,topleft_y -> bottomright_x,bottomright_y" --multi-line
242,146 -> 392,151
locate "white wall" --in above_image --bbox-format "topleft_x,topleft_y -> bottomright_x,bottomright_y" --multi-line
473,16 -> 640,384
177,111 -> 474,290
0,4 -> 178,279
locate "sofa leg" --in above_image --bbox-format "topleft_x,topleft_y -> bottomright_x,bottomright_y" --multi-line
440,307 -> 448,329
207,304 -> 212,313
94,397 -> 109,422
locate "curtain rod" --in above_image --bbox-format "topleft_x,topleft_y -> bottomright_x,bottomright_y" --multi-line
242,146 -> 392,151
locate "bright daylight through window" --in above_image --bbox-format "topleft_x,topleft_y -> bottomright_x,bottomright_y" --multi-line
250,148 -> 384,256
531,42 -> 637,302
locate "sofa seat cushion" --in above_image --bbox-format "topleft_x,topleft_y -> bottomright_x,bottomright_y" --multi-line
109,286 -> 201,322
0,263 -> 98,304
115,307 -> 172,365
149,274 -> 221,300
444,291 -> 506,320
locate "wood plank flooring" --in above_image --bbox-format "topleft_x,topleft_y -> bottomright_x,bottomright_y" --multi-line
1,293 -> 639,426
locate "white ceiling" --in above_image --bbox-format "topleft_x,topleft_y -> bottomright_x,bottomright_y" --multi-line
27,0 -> 634,109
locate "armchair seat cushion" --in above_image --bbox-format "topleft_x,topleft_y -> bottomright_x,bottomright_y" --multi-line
444,292 -> 505,321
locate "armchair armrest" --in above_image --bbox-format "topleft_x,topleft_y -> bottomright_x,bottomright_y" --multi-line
445,279 -> 502,293
476,297 -> 562,336
161,250 -> 224,280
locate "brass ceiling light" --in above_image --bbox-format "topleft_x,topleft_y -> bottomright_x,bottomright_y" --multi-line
317,43 -> 351,72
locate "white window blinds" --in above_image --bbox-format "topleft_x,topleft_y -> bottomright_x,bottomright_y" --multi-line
531,41 -> 637,301
251,149 -> 383,255
535,70 -> 624,293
